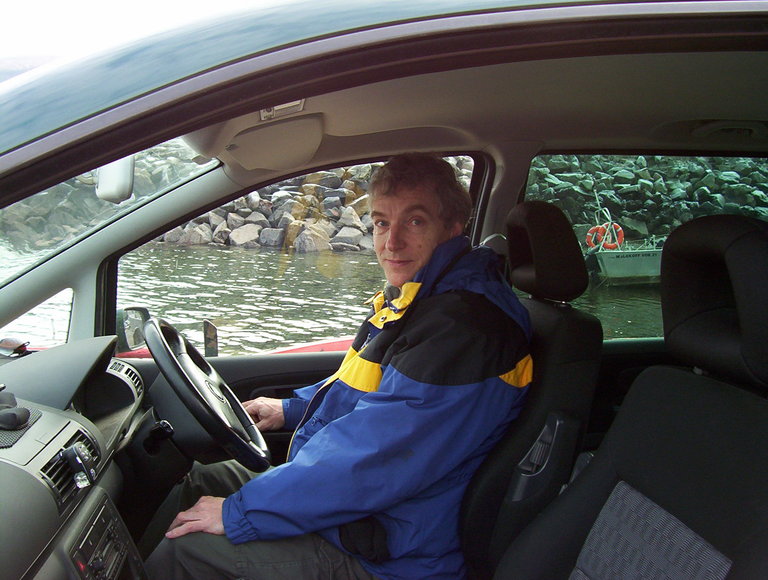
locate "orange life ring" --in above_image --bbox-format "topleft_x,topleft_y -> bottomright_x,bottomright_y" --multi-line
601,223 -> 624,249
585,223 -> 624,249
585,225 -> 605,248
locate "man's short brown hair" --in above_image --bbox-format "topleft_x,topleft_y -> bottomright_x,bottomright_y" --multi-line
369,153 -> 472,230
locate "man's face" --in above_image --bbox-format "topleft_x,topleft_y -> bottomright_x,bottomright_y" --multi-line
371,186 -> 463,288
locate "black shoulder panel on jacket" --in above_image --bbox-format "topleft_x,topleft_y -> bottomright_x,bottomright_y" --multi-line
381,291 -> 529,386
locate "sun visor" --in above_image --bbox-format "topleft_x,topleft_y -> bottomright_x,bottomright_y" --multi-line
225,114 -> 323,171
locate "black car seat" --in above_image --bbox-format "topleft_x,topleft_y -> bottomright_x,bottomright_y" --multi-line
461,201 -> 603,579
494,214 -> 768,579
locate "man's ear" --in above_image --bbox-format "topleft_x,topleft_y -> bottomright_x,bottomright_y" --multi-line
448,221 -> 464,237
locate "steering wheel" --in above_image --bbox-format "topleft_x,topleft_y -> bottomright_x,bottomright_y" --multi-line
143,318 -> 270,472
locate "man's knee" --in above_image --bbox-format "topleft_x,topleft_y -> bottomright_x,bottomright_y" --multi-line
143,535 -> 180,579
145,532 -> 376,580
145,533 -> 240,580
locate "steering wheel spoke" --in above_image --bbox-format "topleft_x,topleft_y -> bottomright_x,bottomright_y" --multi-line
143,318 -> 270,472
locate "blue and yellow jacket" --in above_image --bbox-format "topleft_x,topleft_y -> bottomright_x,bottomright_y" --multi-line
223,236 -> 532,579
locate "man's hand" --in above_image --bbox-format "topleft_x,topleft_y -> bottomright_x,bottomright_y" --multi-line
243,397 -> 285,431
166,496 -> 225,538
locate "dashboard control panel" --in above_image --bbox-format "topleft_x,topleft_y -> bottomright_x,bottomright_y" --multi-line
69,495 -> 145,580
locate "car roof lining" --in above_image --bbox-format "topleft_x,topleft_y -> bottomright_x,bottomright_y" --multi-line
195,50 -> 768,185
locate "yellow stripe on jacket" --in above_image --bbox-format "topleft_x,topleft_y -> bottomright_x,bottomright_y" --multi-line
323,347 -> 383,392
498,354 -> 533,388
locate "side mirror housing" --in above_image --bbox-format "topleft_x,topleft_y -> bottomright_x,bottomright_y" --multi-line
116,307 -> 150,353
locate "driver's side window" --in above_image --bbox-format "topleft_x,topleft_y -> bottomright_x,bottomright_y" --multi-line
116,158 -> 475,356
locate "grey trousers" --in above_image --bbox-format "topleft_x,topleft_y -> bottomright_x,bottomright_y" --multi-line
143,461 -> 376,580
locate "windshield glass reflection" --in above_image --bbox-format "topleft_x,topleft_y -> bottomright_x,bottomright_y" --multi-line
0,138 -> 216,286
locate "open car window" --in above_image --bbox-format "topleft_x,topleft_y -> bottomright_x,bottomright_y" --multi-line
525,154 -> 768,339
117,156 -> 475,356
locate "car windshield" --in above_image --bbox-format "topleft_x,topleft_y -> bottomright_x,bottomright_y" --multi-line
0,138 -> 216,287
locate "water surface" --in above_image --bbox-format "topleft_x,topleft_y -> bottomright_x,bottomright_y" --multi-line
2,243 -> 663,353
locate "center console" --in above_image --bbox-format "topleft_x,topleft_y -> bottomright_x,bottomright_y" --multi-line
29,484 -> 146,580
69,493 -> 145,580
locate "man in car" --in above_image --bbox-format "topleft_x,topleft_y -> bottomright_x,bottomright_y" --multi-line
144,152 -> 533,579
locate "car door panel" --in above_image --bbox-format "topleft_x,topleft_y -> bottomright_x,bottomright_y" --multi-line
213,352 -> 345,463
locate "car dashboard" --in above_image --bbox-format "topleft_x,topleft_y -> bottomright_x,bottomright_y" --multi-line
0,337 -> 147,579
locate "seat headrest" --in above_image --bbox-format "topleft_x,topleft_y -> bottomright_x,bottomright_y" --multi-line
662,214 -> 768,391
506,201 -> 588,302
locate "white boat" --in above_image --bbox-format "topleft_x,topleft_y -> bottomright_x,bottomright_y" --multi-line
593,247 -> 662,285
583,214 -> 664,285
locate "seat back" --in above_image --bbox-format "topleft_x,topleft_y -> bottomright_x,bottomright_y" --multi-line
461,201 -> 603,579
494,214 -> 768,579
662,214 -> 768,389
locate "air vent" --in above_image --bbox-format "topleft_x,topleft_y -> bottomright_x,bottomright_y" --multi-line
108,359 -> 144,396
70,430 -> 100,462
40,430 -> 100,509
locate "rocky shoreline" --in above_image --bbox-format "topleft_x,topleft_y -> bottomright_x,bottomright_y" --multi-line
3,144 -> 766,257
167,153 -> 768,253
161,157 -> 475,253
527,154 -> 768,242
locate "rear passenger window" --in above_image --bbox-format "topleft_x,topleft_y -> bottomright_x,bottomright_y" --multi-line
525,154 -> 768,339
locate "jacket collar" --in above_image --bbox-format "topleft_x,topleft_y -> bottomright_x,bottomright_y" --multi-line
367,236 -> 470,329
367,235 -> 532,339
